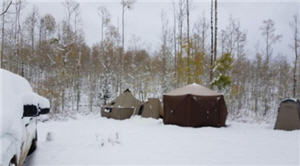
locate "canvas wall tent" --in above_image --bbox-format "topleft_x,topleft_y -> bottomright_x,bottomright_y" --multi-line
163,83 -> 227,127
274,98 -> 300,131
101,89 -> 143,120
140,98 -> 162,119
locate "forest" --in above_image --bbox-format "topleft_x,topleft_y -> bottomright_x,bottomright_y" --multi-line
0,0 -> 299,122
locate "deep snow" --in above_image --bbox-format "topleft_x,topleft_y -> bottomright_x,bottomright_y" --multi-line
25,114 -> 300,165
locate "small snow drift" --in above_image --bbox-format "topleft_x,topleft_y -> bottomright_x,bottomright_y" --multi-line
163,83 -> 227,127
101,89 -> 143,120
274,98 -> 300,131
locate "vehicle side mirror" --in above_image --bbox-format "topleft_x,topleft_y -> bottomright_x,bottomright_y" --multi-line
39,108 -> 50,115
23,105 -> 38,117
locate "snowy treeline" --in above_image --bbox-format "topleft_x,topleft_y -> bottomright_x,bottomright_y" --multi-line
0,0 -> 299,122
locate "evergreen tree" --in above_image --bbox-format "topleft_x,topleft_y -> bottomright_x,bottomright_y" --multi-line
211,53 -> 234,90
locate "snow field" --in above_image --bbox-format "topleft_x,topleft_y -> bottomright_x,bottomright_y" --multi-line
26,114 -> 300,165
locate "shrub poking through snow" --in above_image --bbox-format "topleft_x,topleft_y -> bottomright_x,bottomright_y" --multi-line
95,132 -> 121,149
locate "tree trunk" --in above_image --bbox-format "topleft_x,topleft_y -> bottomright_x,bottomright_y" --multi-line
1,1 -> 5,68
173,2 -> 177,87
293,44 -> 298,98
120,2 -> 125,94
61,89 -> 64,113
76,66 -> 80,112
76,50 -> 81,112
186,0 -> 191,84
214,0 -> 217,62
293,15 -> 299,98
178,0 -> 183,85
210,0 -> 214,84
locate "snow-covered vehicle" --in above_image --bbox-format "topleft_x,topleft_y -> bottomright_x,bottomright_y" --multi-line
0,69 -> 50,166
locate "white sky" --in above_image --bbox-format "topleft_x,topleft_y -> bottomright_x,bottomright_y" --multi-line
23,0 -> 300,61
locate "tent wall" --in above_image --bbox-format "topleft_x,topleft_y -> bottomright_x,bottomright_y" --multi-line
218,96 -> 228,126
100,90 -> 142,120
101,107 -> 134,120
141,98 -> 162,119
163,95 -> 188,126
274,101 -> 300,130
163,94 -> 227,127
111,91 -> 143,115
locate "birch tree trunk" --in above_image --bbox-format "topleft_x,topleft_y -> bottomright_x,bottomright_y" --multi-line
186,0 -> 191,84
213,0 -> 217,62
290,15 -> 299,98
210,0 -> 214,84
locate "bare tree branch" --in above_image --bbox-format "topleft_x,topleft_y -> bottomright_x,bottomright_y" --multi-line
0,0 -> 12,16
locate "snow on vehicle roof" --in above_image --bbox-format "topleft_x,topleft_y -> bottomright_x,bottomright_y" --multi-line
0,69 -> 50,137
0,69 -> 32,94
0,69 -> 26,138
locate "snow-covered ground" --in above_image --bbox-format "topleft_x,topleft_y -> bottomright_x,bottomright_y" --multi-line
25,114 -> 299,165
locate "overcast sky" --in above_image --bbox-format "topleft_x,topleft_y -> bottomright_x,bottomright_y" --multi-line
24,0 -> 300,61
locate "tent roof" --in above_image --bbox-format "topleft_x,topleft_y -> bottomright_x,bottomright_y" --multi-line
165,83 -> 221,96
110,90 -> 142,108
281,98 -> 299,103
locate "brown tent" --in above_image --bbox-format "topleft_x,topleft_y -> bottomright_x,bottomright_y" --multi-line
101,89 -> 143,120
163,83 -> 227,127
141,98 -> 162,119
274,98 -> 300,131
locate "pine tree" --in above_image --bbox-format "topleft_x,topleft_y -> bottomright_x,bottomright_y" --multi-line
211,53 -> 234,90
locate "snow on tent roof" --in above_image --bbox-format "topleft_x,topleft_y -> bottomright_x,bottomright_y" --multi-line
165,83 -> 221,96
281,98 -> 299,103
